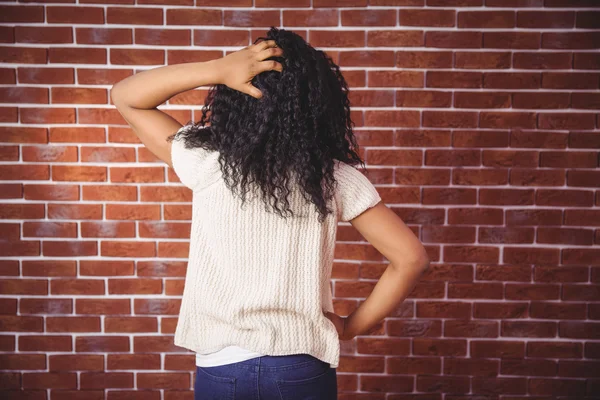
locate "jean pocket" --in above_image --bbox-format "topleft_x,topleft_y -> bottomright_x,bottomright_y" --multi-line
195,366 -> 236,400
275,364 -> 336,400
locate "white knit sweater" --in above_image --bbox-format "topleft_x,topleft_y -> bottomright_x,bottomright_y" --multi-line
170,126 -> 382,369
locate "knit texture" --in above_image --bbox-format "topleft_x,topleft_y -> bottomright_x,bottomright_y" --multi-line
170,126 -> 382,369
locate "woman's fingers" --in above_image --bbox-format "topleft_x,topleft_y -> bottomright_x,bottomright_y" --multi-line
254,39 -> 278,52
245,83 -> 263,99
256,60 -> 283,74
257,46 -> 283,61
256,47 -> 284,73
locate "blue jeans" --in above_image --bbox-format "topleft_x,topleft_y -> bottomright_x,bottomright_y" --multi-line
194,353 -> 337,399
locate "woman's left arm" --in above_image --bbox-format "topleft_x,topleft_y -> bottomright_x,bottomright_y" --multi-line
110,59 -> 223,169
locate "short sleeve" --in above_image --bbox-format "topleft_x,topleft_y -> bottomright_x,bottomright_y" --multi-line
170,126 -> 219,190
334,161 -> 382,222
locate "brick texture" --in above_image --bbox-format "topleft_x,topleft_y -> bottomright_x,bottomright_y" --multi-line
1,0 -> 599,398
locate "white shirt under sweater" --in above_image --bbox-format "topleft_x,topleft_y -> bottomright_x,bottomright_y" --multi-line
170,125 -> 382,369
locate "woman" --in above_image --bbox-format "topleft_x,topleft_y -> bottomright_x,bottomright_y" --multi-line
111,27 -> 429,400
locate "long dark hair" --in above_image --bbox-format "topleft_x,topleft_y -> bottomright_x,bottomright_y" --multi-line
167,27 -> 366,223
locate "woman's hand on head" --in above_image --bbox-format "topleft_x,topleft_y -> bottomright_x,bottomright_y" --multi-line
216,39 -> 284,100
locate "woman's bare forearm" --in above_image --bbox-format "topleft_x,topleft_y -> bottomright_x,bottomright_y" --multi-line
343,260 -> 429,339
111,59 -> 223,109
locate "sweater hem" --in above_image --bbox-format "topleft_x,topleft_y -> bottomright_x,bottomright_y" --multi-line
174,337 -> 340,369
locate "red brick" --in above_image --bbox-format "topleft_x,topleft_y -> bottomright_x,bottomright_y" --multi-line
413,338 -> 467,356
16,26 -> 73,44
310,30 -> 365,48
223,10 -> 280,27
110,49 -> 164,66
363,110 -> 421,127
52,88 -> 108,105
49,127 -> 105,143
427,71 -> 482,88
0,354 -> 46,370
134,299 -> 181,315
480,112 -> 536,129
80,372 -> 134,389
572,93 -> 600,110
46,317 -> 101,333
471,340 -> 525,358
49,48 -> 106,65
282,9 -> 338,26
24,185 -> 79,202
502,321 -> 557,338
517,11 -> 575,28
134,336 -> 187,353
0,46 -> 47,64
0,87 -> 48,103
134,29 -> 190,46
484,32 -> 540,49
19,336 -> 72,352
47,6 -> 104,24
574,53 -> 600,69
368,71 -> 424,88
107,355 -> 161,371
427,0 -> 482,4
22,372 -> 77,389
542,32 -> 600,49
400,9 -> 455,27
539,113 -> 596,130
342,9 -> 396,26
50,279 -> 105,295
20,298 -> 72,315
423,111 -> 478,128
505,284 -> 560,300
368,30 -> 424,47
496,0 -> 558,12
166,9 -> 222,25
339,50 -> 395,67
42,241 -> 98,257
47,204 -> 102,220
512,92 -> 569,109
396,90 -> 451,107
313,0 -> 367,5
106,7 -> 162,25
137,372 -> 190,389
81,221 -> 136,238
49,355 -> 104,371
396,51 -> 452,68
140,186 -> 193,203
23,222 -> 77,238
76,336 -> 130,353
79,260 -> 134,276
76,28 -> 132,45
426,31 -> 482,48
112,167 -> 167,183
77,68 -> 131,86
105,317 -> 158,333
455,51 -> 510,69
458,11 -> 515,28
513,52 -> 572,69
527,341 -> 583,358
528,378 -> 586,396
576,11 -> 600,28
455,92 -> 510,108
0,5 -> 44,23
444,319 -> 500,338
0,165 -> 49,182
542,72 -> 600,89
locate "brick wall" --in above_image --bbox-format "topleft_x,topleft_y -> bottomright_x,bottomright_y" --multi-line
1,0 -> 599,399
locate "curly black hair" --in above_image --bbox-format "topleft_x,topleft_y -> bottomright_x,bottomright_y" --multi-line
167,27 -> 367,223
